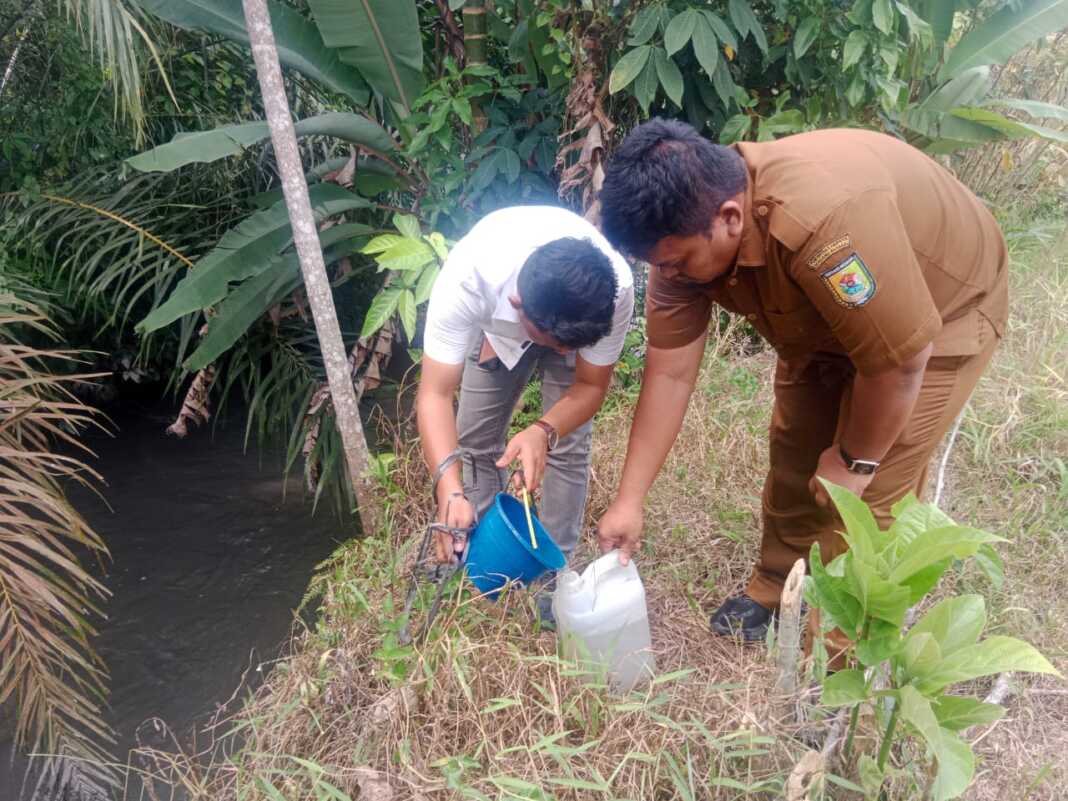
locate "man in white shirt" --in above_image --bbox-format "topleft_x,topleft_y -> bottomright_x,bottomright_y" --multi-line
416,206 -> 634,623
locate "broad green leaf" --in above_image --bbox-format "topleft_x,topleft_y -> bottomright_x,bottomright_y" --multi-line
941,0 -> 1068,81
900,631 -> 943,677
498,149 -> 521,183
184,224 -> 369,370
926,0 -> 958,43
628,7 -> 661,46
901,558 -> 953,605
413,262 -> 440,306
692,16 -> 721,77
821,480 -> 880,564
665,9 -> 699,56
361,287 -> 402,337
888,526 -> 1002,584
907,595 -> 985,658
856,618 -> 900,666
719,113 -> 752,144
762,109 -> 805,135
653,48 -> 684,108
138,184 -> 369,333
898,686 -> 975,801
307,0 -> 424,112
842,29 -> 868,70
377,238 -> 435,272
897,2 -> 934,46
710,58 -> 735,111
609,46 -> 652,94
632,59 -> 659,114
821,669 -> 867,707
985,97 -> 1068,121
879,42 -> 900,72
728,0 -> 768,55
857,754 -> 884,796
127,113 -> 397,173
887,492 -> 955,554
974,544 -> 1004,589
127,122 -> 268,173
846,558 -> 910,625
932,695 -> 1005,731
845,73 -> 866,107
873,0 -> 895,34
930,728 -> 975,801
392,214 -> 421,240
793,17 -> 820,59
362,234 -> 405,254
398,290 -> 417,341
425,232 -> 450,262
950,107 -> 1068,143
701,11 -> 738,52
918,68 -> 994,115
919,635 -> 1061,693
137,0 -> 368,103
805,542 -> 863,636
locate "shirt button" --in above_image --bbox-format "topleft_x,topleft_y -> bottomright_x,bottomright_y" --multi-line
727,277 -> 738,287
746,313 -> 757,321
756,204 -> 769,216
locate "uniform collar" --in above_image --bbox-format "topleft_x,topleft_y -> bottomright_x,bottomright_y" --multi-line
733,143 -> 766,269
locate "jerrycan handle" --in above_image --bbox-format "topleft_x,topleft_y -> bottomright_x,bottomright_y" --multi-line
590,549 -> 638,589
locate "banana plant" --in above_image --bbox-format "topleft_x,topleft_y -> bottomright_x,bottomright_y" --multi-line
808,482 -> 1061,800
897,0 -> 1068,151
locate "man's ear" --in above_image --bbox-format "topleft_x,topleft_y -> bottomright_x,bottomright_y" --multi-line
508,293 -> 522,310
718,197 -> 745,238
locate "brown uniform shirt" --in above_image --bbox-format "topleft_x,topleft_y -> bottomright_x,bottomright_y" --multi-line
646,129 -> 1009,374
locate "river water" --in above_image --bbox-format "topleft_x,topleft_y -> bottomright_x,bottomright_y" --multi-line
0,404 -> 345,799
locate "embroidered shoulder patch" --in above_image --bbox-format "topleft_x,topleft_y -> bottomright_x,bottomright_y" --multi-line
820,253 -> 876,308
806,235 -> 853,269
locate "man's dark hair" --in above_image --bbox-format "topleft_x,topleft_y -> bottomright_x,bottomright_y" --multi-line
600,118 -> 748,258
517,237 -> 617,350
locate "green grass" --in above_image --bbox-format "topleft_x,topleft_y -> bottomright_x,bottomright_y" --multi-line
143,216 -> 1068,801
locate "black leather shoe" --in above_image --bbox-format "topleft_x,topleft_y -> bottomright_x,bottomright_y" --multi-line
532,572 -> 557,632
710,595 -> 773,642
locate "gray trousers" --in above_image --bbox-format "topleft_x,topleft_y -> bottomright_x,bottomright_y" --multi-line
456,336 -> 592,557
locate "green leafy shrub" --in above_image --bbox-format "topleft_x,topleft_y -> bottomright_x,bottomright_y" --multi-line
808,481 -> 1062,800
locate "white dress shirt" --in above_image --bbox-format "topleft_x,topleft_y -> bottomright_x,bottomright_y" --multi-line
423,206 -> 634,369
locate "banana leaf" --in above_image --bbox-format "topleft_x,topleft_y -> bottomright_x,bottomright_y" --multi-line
940,0 -> 1068,80
306,0 -> 424,112
183,223 -> 372,370
137,183 -> 369,333
137,0 -> 369,104
127,113 -> 396,173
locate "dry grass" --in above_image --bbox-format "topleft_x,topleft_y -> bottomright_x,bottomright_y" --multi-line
140,216 -> 1068,801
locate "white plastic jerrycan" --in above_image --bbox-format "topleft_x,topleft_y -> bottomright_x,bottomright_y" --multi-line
552,550 -> 656,691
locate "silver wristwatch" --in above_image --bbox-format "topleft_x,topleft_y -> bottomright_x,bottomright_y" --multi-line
840,446 -> 880,475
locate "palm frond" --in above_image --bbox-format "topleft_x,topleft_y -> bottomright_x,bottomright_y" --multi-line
57,0 -> 178,141
0,291 -> 119,797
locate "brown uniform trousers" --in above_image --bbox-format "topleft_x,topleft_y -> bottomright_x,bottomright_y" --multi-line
643,129 -> 1009,632
749,320 -> 999,610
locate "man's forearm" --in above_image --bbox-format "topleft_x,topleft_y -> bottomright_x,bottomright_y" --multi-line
416,387 -> 462,498
540,380 -> 607,438
615,370 -> 696,503
841,344 -> 933,460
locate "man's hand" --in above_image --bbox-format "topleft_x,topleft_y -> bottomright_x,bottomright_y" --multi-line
434,491 -> 475,564
496,425 -> 550,492
597,498 -> 644,565
809,444 -> 876,507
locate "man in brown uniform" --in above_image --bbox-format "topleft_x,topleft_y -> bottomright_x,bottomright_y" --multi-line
595,119 -> 1008,642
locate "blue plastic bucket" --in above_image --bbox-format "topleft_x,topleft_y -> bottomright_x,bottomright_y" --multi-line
465,493 -> 565,598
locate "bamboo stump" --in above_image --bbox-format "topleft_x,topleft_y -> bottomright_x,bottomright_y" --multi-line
775,558 -> 807,721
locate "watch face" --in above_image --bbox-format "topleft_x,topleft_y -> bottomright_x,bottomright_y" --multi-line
851,460 -> 878,475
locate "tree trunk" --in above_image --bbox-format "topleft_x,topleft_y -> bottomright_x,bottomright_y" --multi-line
241,0 -> 380,535
462,0 -> 488,132
0,24 -> 27,100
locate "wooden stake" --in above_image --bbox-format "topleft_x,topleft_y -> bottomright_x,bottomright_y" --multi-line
775,558 -> 807,716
